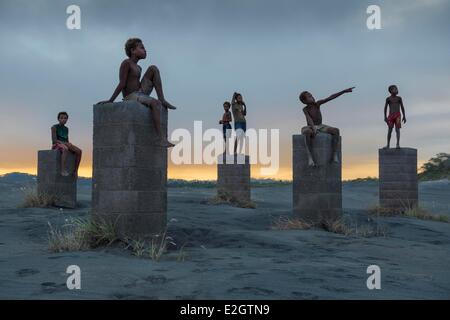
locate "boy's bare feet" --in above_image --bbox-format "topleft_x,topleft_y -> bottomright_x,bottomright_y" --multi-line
396,144 -> 401,149
162,100 -> 177,110
383,145 -> 390,149
307,157 -> 316,167
61,170 -> 70,177
158,139 -> 175,148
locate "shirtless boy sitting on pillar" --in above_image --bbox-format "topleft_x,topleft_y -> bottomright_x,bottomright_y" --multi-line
299,87 -> 354,166
98,38 -> 176,147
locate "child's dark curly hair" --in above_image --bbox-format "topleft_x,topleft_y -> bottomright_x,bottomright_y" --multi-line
299,91 -> 309,104
125,38 -> 142,57
57,111 -> 68,119
388,85 -> 398,93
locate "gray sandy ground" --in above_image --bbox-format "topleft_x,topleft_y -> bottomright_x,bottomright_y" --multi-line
0,177 -> 449,299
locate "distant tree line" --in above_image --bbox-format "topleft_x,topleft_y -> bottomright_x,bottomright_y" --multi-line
419,153 -> 450,181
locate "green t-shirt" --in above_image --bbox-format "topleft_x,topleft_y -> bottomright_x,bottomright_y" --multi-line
52,124 -> 69,143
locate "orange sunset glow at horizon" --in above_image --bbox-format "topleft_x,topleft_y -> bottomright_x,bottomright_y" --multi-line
0,161 -> 426,181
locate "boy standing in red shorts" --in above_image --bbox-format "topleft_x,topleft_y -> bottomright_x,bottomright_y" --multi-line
384,85 -> 407,149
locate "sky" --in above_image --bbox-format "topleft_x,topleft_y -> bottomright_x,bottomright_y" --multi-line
0,0 -> 449,180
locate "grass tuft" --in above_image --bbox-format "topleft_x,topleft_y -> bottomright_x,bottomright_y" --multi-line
148,230 -> 170,262
404,206 -> 449,223
21,187 -> 56,208
271,216 -> 313,230
47,214 -> 184,261
321,218 -> 388,237
206,192 -> 256,209
124,239 -> 147,258
48,221 -> 87,252
47,216 -> 118,252
369,205 -> 448,223
368,205 -> 400,216
321,218 -> 353,236
123,221 -> 182,262
177,243 -> 188,262
271,216 -> 387,237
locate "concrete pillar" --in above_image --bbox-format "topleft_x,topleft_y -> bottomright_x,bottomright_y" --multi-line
37,150 -> 77,208
292,133 -> 342,223
217,154 -> 251,202
379,148 -> 418,210
92,101 -> 168,238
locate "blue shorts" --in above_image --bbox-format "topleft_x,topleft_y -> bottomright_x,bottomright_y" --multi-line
234,121 -> 246,133
222,123 -> 232,139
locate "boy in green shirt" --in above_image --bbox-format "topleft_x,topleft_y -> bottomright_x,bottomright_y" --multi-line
51,112 -> 82,176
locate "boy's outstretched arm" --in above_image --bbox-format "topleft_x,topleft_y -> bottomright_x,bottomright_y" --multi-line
98,61 -> 130,104
400,97 -> 407,123
317,87 -> 355,105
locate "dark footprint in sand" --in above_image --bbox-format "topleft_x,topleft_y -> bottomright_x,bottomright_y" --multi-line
233,272 -> 259,280
112,293 -> 157,300
228,287 -> 274,296
144,275 -> 169,284
16,268 -> 40,277
272,259 -> 288,264
111,293 -> 132,300
41,282 -> 66,294
48,255 -> 79,260
124,281 -> 137,289
229,263 -> 244,268
291,291 -> 319,299
320,285 -> 352,293
176,295 -> 196,299
297,277 -> 325,284
124,275 -> 170,289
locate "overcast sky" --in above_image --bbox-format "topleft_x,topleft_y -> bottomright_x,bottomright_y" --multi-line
0,0 -> 449,179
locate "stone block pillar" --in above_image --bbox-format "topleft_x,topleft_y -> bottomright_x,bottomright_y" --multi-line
37,150 -> 77,208
292,133 -> 342,223
379,148 -> 418,210
217,154 -> 251,202
92,101 -> 168,238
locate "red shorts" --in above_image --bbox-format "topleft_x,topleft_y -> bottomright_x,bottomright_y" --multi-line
52,142 -> 69,152
387,112 -> 401,129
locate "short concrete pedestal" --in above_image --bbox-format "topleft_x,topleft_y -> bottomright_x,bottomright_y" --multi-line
92,101 -> 168,238
379,148 -> 418,210
217,154 -> 251,202
292,133 -> 342,224
37,150 -> 77,208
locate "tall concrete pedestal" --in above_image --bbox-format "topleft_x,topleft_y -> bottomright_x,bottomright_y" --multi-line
92,101 -> 168,238
217,154 -> 251,202
37,150 -> 77,208
379,148 -> 418,210
293,133 -> 342,224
